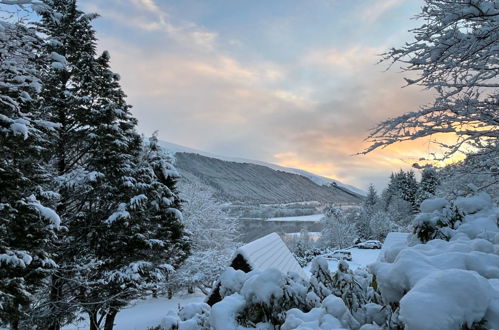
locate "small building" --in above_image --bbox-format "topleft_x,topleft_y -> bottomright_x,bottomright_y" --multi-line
207,232 -> 306,305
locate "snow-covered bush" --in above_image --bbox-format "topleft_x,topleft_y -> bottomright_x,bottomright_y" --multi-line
157,256 -> 388,329
371,193 -> 499,329
412,197 -> 464,243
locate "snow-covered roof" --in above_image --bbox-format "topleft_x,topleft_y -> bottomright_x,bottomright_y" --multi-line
234,232 -> 307,279
377,232 -> 410,262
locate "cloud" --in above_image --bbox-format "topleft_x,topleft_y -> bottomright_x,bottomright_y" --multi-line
83,0 -> 438,191
102,35 -> 434,189
361,0 -> 405,24
83,0 -> 219,51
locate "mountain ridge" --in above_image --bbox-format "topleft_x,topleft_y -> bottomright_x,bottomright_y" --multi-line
158,140 -> 366,197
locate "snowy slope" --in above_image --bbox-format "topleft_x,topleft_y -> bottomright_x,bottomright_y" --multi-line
174,152 -> 362,204
158,140 -> 366,196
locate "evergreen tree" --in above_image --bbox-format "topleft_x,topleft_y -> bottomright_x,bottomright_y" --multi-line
0,20 -> 60,329
35,1 -> 189,329
381,173 -> 396,210
401,170 -> 418,210
363,184 -> 379,211
416,166 -> 440,207
35,2 -> 104,326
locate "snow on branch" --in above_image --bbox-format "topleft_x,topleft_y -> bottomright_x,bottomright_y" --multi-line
364,0 -> 499,159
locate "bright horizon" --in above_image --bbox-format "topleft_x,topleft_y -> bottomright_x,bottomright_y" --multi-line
79,0 -> 443,191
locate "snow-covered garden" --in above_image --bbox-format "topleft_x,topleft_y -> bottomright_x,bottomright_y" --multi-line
1,0 -> 498,329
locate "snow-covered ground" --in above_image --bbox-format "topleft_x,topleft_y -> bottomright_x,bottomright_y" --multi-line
63,292 -> 205,330
64,247 -> 380,330
303,247 -> 381,275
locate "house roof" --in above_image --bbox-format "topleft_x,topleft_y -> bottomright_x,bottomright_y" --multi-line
234,232 -> 307,279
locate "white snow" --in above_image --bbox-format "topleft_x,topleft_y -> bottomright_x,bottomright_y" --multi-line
376,232 -> 409,262
235,232 -> 307,279
455,192 -> 493,214
420,197 -> 449,213
63,292 -> 205,330
105,203 -> 130,224
240,268 -> 284,304
210,294 -> 249,330
370,193 -> 499,329
399,269 -> 495,330
50,51 -> 67,67
10,119 -> 29,139
28,195 -> 61,227
303,247 -> 381,275
0,250 -> 32,268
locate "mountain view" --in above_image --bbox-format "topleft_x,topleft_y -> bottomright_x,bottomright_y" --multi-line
1,1 -> 498,330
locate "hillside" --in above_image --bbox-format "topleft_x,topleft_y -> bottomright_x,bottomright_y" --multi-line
173,152 -> 362,205
159,140 -> 366,196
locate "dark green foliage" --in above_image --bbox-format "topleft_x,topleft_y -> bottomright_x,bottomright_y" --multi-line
416,166 -> 440,206
364,184 -> 379,210
32,1 -> 190,328
236,273 -> 312,328
382,170 -> 418,211
413,203 -> 464,243
0,20 -> 59,329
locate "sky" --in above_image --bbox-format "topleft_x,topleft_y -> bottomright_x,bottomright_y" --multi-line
79,0 -> 438,191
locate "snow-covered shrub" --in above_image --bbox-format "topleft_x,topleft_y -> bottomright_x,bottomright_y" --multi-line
320,207 -> 358,249
370,193 -> 499,329
160,303 -> 211,330
309,257 -> 334,300
158,259 -> 389,330
413,197 -> 463,243
293,247 -> 333,268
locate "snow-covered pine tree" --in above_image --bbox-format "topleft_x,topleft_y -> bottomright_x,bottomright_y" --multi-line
34,2 -> 104,327
0,19 -> 60,329
35,2 -> 189,329
381,173 -> 397,211
72,135 -> 189,330
356,184 -> 382,240
363,184 -> 379,211
402,170 -> 418,210
415,166 -> 440,207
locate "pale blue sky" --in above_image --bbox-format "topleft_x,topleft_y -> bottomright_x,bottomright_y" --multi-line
81,0 -> 431,190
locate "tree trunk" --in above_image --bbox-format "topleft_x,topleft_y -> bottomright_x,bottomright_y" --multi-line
88,311 -> 98,330
104,308 -> 118,330
47,276 -> 62,330
10,319 -> 19,330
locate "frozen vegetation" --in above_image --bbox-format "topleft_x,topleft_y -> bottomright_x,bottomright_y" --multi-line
1,0 -> 498,329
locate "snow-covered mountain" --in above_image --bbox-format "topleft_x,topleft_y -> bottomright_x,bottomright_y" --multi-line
159,140 -> 365,204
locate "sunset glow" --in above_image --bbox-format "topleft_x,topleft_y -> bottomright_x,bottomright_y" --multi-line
80,0 -> 437,190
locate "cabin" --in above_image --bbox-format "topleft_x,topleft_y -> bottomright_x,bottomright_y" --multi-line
207,232 -> 306,305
